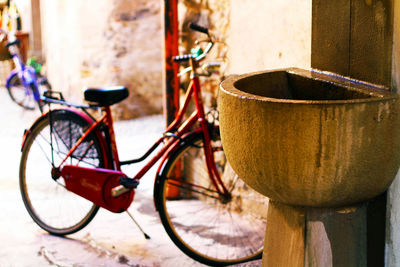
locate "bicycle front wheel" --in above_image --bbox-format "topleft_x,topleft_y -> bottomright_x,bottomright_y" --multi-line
20,109 -> 106,235
7,73 -> 35,110
155,130 -> 267,266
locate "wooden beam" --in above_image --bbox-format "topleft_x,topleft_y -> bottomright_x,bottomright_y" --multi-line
349,0 -> 393,87
311,0 -> 351,75
312,0 -> 393,87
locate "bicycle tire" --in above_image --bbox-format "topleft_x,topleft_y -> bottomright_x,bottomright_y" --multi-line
19,109 -> 106,236
154,127 -> 266,266
6,73 -> 35,110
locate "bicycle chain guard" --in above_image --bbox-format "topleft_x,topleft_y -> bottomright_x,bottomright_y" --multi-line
61,165 -> 134,213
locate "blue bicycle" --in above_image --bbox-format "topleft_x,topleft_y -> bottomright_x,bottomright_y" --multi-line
1,30 -> 51,112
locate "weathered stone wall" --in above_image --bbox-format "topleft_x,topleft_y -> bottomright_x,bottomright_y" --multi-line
40,0 -> 163,119
179,0 -> 311,109
38,0 -> 310,119
177,0 -> 230,111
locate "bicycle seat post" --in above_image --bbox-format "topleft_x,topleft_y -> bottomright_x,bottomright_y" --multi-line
102,105 -> 121,171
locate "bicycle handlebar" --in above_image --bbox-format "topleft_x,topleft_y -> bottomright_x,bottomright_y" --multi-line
173,22 -> 213,64
173,54 -> 196,63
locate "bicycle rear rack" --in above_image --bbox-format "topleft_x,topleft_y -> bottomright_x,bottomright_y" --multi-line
42,90 -> 98,110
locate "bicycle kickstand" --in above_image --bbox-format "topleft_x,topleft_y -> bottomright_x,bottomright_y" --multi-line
125,210 -> 151,240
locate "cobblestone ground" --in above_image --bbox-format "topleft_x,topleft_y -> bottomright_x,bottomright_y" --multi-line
0,88 -> 262,267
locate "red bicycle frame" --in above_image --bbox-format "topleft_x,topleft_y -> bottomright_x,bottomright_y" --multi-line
53,57 -> 229,201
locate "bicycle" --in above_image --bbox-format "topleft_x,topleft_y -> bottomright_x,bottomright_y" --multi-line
18,23 -> 266,266
1,29 -> 51,112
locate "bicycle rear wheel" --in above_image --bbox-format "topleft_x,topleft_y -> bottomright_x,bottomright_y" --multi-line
155,129 -> 267,266
20,109 -> 106,235
6,73 -> 35,110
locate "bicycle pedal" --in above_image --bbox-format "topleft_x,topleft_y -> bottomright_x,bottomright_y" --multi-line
119,176 -> 139,189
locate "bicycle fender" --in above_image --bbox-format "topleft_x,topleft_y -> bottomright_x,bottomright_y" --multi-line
153,128 -> 203,210
156,128 -> 203,177
154,124 -> 218,175
20,111 -> 47,152
20,109 -> 112,169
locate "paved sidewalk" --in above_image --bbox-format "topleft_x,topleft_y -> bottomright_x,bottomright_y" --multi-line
0,88 -> 262,267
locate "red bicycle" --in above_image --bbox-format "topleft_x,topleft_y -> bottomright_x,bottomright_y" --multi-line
19,23 -> 266,266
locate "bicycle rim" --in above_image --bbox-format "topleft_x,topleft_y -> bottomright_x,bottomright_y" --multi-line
19,110 -> 104,235
155,132 -> 266,266
7,74 -> 35,110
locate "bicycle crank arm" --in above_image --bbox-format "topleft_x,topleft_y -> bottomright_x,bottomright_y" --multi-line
111,185 -> 131,198
112,177 -> 139,197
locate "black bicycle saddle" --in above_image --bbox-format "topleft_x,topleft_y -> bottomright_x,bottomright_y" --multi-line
84,86 -> 129,107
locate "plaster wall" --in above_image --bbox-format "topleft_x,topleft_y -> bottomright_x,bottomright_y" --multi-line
387,174 -> 400,266
40,0 -> 163,119
227,0 -> 312,74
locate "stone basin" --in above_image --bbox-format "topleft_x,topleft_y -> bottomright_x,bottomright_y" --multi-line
218,68 -> 400,207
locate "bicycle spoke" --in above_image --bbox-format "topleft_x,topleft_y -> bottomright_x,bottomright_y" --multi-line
76,140 -> 95,164
156,132 -> 265,265
167,178 -> 221,200
35,131 -> 58,166
34,121 -> 99,168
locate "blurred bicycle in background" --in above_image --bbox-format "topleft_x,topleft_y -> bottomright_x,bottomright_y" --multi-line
0,29 -> 51,112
